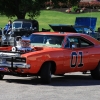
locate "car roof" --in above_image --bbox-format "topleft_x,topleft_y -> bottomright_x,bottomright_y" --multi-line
13,19 -> 38,25
33,31 -> 76,36
14,19 -> 35,22
33,31 -> 87,36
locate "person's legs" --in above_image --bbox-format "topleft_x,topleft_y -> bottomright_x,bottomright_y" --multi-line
3,29 -> 7,34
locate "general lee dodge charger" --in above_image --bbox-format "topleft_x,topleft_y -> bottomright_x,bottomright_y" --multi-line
0,32 -> 100,83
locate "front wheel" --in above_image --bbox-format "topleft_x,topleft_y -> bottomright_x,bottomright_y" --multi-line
91,62 -> 100,80
40,62 -> 51,84
0,74 -> 4,80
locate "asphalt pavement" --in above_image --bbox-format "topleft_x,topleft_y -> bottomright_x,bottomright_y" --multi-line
0,72 -> 100,100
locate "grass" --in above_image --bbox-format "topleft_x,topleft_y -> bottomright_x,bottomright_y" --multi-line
38,10 -> 100,31
0,10 -> 100,31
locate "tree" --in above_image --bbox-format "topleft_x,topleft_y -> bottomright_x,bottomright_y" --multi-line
51,0 -> 81,8
0,0 -> 81,19
0,0 -> 46,19
67,0 -> 81,6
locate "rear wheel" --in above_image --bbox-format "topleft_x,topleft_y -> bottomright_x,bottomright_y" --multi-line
40,62 -> 51,84
91,62 -> 100,79
0,74 -> 4,80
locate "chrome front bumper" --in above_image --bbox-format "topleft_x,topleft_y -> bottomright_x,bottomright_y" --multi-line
0,63 -> 30,69
0,52 -> 30,69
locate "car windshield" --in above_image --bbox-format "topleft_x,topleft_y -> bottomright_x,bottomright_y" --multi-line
12,22 -> 32,29
30,34 -> 64,48
13,22 -> 22,28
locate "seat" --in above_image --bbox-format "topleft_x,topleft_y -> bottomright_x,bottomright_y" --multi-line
70,42 -> 78,48
46,39 -> 55,44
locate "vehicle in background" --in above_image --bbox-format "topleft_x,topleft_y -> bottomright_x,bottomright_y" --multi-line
0,28 -> 2,41
0,19 -> 39,51
49,17 -> 100,40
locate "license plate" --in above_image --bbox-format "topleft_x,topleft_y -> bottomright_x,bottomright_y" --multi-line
0,68 -> 5,71
0,68 -> 8,71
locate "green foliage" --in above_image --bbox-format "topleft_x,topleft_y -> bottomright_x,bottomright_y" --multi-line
0,0 -> 81,19
50,0 -> 81,8
68,0 -> 81,6
0,0 -> 46,19
0,10 -> 100,31
36,10 -> 100,31
71,6 -> 79,12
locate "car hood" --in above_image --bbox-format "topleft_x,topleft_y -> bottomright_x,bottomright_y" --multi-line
22,47 -> 63,58
49,24 -> 77,32
75,17 -> 97,31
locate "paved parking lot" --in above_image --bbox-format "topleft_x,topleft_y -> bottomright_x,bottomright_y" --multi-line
0,72 -> 100,100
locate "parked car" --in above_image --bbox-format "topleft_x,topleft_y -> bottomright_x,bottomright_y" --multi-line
49,17 -> 100,40
0,19 -> 39,51
0,32 -> 100,83
49,24 -> 100,40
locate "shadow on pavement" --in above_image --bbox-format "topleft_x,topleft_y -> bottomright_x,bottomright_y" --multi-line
2,73 -> 100,86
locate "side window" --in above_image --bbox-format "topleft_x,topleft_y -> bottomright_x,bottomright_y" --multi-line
80,38 -> 94,47
22,22 -> 32,29
65,37 -> 79,48
69,37 -> 79,48
65,36 -> 94,48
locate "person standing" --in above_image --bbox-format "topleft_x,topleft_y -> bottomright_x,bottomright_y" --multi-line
3,20 -> 12,34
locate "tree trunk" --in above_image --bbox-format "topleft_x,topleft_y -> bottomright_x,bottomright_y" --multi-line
16,12 -> 26,19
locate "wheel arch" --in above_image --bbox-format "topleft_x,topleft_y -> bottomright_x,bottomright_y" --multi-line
38,60 -> 56,75
91,60 -> 100,80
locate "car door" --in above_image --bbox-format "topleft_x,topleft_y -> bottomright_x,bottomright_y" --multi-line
63,36 -> 93,73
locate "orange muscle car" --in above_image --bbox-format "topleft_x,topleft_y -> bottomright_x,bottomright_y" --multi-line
0,32 -> 100,83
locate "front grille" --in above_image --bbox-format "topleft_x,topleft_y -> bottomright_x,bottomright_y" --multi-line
0,56 -> 30,69
6,57 -> 26,63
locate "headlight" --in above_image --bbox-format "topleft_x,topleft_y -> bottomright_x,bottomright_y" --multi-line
12,47 -> 17,52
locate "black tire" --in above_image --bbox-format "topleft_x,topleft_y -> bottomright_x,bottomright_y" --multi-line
91,62 -> 100,80
0,74 -> 4,80
40,62 -> 51,84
